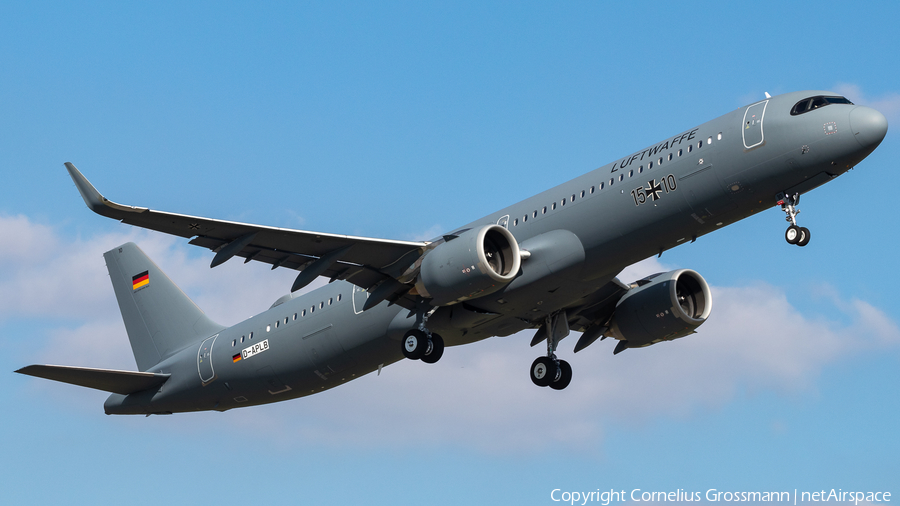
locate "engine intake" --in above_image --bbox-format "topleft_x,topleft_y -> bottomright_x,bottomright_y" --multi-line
607,269 -> 712,349
415,224 -> 521,306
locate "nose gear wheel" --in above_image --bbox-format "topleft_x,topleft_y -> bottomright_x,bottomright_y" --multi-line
778,192 -> 811,247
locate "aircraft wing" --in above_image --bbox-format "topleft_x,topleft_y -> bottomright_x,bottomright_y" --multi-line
65,163 -> 429,306
15,365 -> 170,395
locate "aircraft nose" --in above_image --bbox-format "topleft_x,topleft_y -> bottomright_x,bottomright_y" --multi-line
850,106 -> 888,149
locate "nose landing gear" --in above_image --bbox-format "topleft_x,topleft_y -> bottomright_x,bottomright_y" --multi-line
779,192 -> 811,247
529,312 -> 573,390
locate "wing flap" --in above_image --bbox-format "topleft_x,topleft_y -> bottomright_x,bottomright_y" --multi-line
16,365 -> 170,395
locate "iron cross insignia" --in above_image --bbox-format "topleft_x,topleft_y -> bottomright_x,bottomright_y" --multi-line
645,179 -> 663,201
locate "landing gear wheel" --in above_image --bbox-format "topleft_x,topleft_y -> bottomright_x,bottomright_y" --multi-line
530,357 -> 556,387
785,225 -> 801,245
402,329 -> 428,360
797,227 -> 811,247
420,333 -> 444,364
548,360 -> 572,390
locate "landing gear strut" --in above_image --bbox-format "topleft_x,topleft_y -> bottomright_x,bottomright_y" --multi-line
779,192 -> 811,247
401,300 -> 443,364
529,312 -> 573,390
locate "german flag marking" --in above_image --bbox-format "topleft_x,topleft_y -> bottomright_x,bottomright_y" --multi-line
232,353 -> 242,363
132,271 -> 149,290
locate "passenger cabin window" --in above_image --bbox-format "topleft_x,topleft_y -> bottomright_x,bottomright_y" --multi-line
791,96 -> 853,115
337,294 -> 342,302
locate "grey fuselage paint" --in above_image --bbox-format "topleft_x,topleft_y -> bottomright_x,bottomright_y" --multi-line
103,90 -> 886,414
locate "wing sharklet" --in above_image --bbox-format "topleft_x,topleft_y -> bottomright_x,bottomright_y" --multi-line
65,162 -> 148,216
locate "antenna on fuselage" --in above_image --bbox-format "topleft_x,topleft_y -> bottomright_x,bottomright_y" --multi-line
765,92 -> 771,99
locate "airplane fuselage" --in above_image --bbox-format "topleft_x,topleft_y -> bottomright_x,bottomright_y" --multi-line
87,90 -> 887,414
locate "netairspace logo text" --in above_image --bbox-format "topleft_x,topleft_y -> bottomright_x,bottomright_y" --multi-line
549,489 -> 892,506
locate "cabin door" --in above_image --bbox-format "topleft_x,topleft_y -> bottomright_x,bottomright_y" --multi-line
197,334 -> 218,385
742,100 -> 768,149
352,285 -> 368,315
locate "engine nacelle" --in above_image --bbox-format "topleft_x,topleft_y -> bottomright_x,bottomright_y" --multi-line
415,224 -> 521,306
607,269 -> 712,349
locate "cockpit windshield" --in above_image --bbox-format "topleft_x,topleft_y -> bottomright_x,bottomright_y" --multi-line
790,96 -> 854,116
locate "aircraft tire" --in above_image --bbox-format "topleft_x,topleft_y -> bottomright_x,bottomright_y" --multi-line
549,360 -> 572,390
785,225 -> 801,245
797,227 -> 811,247
402,329 -> 429,360
530,357 -> 556,387
421,333 -> 444,364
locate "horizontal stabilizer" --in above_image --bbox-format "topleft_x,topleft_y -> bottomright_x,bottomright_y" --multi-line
15,365 -> 170,395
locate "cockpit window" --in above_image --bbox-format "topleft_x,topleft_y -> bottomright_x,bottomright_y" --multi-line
791,96 -> 854,116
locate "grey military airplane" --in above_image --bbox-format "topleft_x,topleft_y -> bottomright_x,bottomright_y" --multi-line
17,90 -> 888,415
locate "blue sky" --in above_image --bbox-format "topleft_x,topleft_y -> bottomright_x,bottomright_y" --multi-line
2,1 -> 899,504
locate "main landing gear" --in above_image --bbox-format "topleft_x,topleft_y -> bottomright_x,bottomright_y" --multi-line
529,312 -> 573,390
401,300 -> 444,364
401,328 -> 444,364
779,192 -> 811,247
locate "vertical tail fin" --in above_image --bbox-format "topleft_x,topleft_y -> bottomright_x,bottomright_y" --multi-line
104,242 -> 225,371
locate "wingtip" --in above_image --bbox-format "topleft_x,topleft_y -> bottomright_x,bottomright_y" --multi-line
64,163 -> 148,217
64,162 -> 109,214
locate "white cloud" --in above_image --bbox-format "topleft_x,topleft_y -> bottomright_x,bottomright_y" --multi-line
6,216 -> 900,453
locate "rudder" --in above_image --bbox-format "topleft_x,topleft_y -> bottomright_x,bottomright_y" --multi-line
105,242 -> 225,371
